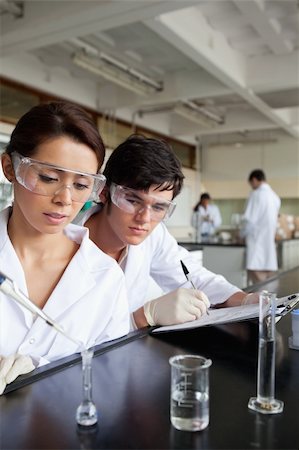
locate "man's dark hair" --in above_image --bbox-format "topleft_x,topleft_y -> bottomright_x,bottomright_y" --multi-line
103,135 -> 184,199
248,169 -> 266,182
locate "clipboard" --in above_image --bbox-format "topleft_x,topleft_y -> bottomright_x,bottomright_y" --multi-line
151,293 -> 299,334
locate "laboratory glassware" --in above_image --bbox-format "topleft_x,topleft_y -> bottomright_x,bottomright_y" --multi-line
76,349 -> 98,426
248,291 -> 284,414
169,354 -> 212,431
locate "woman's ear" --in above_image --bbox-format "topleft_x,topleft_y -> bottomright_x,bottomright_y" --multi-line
99,185 -> 109,204
1,153 -> 15,183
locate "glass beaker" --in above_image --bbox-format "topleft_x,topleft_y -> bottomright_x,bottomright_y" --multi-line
169,354 -> 212,432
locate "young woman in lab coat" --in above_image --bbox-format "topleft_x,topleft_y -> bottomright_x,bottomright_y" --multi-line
191,193 -> 222,238
0,102 -> 129,394
77,135 -> 258,329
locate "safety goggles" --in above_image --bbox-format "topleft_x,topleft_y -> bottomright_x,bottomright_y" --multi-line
11,152 -> 106,203
110,183 -> 176,221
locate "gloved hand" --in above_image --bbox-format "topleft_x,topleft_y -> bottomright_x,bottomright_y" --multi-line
241,292 -> 260,305
0,354 -> 35,395
144,288 -> 210,326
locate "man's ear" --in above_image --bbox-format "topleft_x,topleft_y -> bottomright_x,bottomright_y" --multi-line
99,185 -> 109,204
1,153 -> 15,183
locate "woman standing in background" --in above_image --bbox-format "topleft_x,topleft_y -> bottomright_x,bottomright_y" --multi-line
192,192 -> 222,240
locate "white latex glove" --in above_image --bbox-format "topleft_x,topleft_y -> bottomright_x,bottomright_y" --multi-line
0,354 -> 35,395
144,288 -> 210,326
242,292 -> 260,305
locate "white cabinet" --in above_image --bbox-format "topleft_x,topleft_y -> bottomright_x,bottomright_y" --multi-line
279,240 -> 299,270
202,245 -> 247,289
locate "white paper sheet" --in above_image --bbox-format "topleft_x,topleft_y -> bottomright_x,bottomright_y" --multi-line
151,293 -> 299,333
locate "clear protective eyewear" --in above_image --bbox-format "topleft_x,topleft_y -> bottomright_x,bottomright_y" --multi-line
11,152 -> 106,203
110,182 -> 176,221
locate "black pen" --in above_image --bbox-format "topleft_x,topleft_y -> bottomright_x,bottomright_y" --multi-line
180,260 -> 209,315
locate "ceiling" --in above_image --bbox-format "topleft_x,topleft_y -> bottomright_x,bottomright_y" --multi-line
0,0 -> 298,146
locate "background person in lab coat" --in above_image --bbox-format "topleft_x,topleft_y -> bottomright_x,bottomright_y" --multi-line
0,102 -> 129,395
241,169 -> 281,284
191,192 -> 222,239
78,135 -> 259,329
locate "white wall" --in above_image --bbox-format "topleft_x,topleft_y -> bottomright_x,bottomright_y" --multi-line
166,132 -> 299,240
201,133 -> 299,199
166,166 -> 200,241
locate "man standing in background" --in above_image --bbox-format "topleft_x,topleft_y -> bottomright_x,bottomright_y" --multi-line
241,169 -> 281,284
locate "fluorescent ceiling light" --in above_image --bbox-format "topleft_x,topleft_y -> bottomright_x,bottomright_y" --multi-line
173,101 -> 225,128
204,134 -> 278,147
134,101 -> 223,128
174,103 -> 215,128
73,51 -> 163,97
0,0 -> 23,17
184,101 -> 224,124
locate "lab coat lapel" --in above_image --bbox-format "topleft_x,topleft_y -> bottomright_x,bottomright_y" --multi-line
124,244 -> 145,288
0,209 -> 34,327
42,238 -> 97,320
15,245 -> 98,347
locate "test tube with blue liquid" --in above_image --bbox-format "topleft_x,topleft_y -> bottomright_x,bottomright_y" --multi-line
248,290 -> 284,414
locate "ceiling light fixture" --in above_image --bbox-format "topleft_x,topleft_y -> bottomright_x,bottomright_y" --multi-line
0,0 -> 23,18
73,51 -> 163,97
183,101 -> 225,125
174,101 -> 223,128
133,100 -> 225,128
204,136 -> 278,147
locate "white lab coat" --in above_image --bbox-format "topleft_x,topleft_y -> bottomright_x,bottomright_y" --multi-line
242,183 -> 280,271
0,207 -> 129,365
79,205 -> 240,315
191,204 -> 222,236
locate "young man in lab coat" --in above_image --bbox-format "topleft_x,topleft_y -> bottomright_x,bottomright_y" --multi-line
79,135 -> 258,328
241,169 -> 281,284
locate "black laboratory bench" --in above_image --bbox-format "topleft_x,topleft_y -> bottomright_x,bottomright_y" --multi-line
1,267 -> 299,450
178,239 -> 245,250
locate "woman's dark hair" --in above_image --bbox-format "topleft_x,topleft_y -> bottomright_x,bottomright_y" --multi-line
5,101 -> 105,170
193,192 -> 211,212
103,135 -> 184,199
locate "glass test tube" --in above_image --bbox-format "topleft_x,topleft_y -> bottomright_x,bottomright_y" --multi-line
76,349 -> 98,426
248,291 -> 284,414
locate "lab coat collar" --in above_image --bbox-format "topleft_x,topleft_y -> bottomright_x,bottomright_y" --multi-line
123,243 -> 145,286
0,210 -> 108,324
0,207 -> 29,291
0,207 -> 34,327
42,223 -> 106,320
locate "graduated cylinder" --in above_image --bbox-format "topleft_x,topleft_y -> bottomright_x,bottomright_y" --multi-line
248,291 -> 284,414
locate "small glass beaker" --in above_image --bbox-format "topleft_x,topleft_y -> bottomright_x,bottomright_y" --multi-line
169,354 -> 212,432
